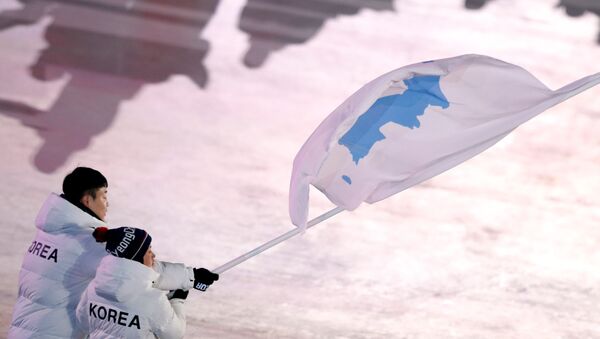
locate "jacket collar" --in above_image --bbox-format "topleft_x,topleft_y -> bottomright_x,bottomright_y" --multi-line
35,193 -> 106,233
60,193 -> 102,220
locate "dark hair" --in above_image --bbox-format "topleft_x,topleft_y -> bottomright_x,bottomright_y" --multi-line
62,167 -> 107,202
83,187 -> 101,199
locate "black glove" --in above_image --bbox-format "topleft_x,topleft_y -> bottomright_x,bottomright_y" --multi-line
168,289 -> 189,300
193,268 -> 219,291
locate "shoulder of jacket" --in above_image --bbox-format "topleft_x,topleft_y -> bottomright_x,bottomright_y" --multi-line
36,193 -> 106,233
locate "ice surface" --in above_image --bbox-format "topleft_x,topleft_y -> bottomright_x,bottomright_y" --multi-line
0,0 -> 599,337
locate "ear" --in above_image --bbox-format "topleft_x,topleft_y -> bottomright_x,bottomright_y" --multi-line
80,194 -> 91,208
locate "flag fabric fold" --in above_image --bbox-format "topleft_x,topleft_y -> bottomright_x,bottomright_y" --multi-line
289,54 -> 600,228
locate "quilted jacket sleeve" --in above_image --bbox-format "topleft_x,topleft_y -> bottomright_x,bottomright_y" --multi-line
151,295 -> 186,339
152,260 -> 195,291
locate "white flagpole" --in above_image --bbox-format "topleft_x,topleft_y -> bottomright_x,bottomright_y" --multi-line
212,206 -> 345,274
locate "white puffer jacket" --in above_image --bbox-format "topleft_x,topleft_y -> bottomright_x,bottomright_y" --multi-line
76,256 -> 186,338
9,193 -> 195,338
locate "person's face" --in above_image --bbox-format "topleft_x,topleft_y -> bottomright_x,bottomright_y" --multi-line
81,187 -> 108,221
143,247 -> 155,268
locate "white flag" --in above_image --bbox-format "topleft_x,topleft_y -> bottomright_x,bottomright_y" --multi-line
289,54 -> 600,228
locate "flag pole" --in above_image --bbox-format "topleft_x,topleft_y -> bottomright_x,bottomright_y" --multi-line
212,206 -> 345,274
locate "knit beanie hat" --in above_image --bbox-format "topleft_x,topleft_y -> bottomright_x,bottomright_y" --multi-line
93,227 -> 152,264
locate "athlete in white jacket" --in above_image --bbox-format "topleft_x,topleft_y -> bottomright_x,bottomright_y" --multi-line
9,167 -> 217,338
76,226 -> 218,338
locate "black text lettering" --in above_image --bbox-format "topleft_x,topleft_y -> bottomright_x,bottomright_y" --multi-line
118,311 -> 128,326
27,241 -> 58,263
129,315 -> 140,329
89,303 -> 141,330
107,308 -> 117,323
33,242 -> 42,255
89,303 -> 97,317
40,245 -> 50,258
48,249 -> 58,263
97,306 -> 106,319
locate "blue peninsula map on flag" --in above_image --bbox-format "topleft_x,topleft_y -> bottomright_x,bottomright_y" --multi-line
338,75 -> 450,184
339,75 -> 450,164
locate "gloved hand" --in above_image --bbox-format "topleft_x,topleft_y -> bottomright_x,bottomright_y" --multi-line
193,268 -> 219,291
168,289 -> 189,300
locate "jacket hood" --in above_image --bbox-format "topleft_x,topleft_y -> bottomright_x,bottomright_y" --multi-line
35,193 -> 105,233
93,255 -> 159,303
